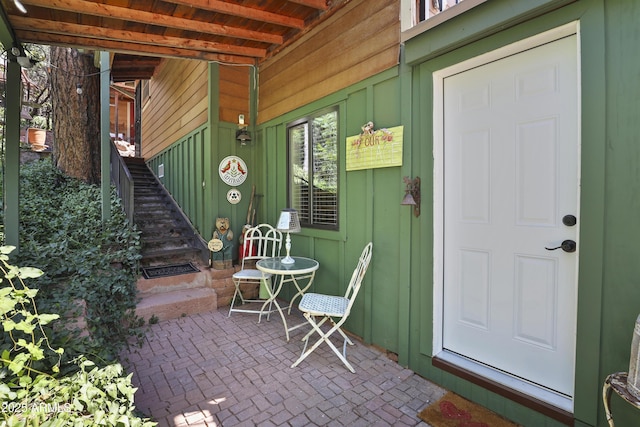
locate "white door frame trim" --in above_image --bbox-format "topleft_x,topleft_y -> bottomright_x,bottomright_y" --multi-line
432,21 -> 580,412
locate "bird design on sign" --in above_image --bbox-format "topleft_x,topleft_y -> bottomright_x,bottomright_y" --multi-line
220,159 -> 247,178
219,156 -> 248,186
220,160 -> 232,174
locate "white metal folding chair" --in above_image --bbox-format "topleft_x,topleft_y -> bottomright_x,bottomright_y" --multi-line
228,224 -> 282,317
291,242 -> 373,373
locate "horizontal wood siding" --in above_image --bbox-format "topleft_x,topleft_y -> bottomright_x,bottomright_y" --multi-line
141,58 -> 208,159
219,65 -> 251,125
257,0 -> 399,124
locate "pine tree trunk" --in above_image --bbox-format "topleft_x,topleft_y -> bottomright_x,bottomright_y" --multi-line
50,47 -> 101,184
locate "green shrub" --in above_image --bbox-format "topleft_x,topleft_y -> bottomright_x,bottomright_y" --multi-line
14,158 -> 143,365
0,246 -> 155,426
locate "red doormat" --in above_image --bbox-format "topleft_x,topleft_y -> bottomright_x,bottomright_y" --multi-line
418,392 -> 521,427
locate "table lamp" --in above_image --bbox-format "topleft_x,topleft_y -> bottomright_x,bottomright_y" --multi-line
277,208 -> 301,264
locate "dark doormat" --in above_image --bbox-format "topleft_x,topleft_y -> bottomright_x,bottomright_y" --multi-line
142,262 -> 200,279
418,392 -> 521,427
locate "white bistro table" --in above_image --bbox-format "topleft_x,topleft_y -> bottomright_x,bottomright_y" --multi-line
256,256 -> 319,341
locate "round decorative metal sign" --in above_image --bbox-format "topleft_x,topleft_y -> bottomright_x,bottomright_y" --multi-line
208,238 -> 223,252
218,156 -> 248,186
227,188 -> 242,204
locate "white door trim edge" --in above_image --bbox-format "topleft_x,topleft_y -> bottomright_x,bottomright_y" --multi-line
432,21 -> 580,412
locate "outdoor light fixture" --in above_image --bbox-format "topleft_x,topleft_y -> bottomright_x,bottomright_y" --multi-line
13,0 -> 27,14
76,83 -> 83,95
401,176 -> 421,217
276,208 -> 301,264
236,128 -> 251,144
11,45 -> 37,68
236,113 -> 251,145
16,55 -> 35,68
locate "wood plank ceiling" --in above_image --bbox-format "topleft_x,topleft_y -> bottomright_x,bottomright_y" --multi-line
1,0 -> 341,81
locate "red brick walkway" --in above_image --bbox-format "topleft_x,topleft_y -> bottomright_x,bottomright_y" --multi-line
123,307 -> 446,426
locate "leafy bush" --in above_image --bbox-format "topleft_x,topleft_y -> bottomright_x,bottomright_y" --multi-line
13,158 -> 143,364
0,246 -> 155,426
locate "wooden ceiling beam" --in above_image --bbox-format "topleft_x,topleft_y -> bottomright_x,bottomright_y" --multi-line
12,17 -> 267,58
110,84 -> 136,98
111,72 -> 154,81
17,30 -> 258,65
288,0 -> 330,10
167,0 -> 306,29
109,55 -> 162,66
20,0 -> 285,44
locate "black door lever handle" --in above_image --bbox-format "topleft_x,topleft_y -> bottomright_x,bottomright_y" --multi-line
545,240 -> 576,253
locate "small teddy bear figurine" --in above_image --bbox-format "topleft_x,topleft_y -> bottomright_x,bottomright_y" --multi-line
210,217 -> 234,269
212,217 -> 234,243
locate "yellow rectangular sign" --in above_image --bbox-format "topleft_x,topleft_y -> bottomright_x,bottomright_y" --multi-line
346,126 -> 403,171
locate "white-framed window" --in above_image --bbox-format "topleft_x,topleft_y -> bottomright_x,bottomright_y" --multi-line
287,108 -> 339,230
423,0 -> 464,21
402,0 -> 488,33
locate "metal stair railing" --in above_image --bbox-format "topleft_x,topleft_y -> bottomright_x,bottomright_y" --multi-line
109,141 -> 134,224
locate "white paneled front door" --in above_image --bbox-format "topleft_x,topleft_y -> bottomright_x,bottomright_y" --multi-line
437,30 -> 580,400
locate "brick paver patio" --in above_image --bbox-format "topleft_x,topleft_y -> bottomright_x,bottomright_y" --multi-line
122,306 -> 446,426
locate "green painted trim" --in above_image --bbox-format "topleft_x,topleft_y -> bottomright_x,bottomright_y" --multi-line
4,60 -> 21,250
208,62 -> 220,238
262,124 -> 281,226
0,6 -> 22,250
209,63 -> 220,126
0,5 -> 17,51
396,44 -> 413,366
100,51 -> 111,222
249,65 -> 257,130
573,2 -> 606,425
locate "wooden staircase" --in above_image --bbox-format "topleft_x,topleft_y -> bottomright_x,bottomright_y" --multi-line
123,156 -> 206,267
121,157 -> 236,322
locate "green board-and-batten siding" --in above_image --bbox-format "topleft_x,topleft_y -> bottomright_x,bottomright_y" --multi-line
146,121 -> 264,248
142,0 -> 640,425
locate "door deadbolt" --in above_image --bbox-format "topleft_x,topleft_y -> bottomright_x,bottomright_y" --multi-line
545,240 -> 576,253
562,215 -> 577,227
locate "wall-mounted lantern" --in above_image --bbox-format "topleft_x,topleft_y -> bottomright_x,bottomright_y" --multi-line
236,114 -> 251,145
401,176 -> 421,217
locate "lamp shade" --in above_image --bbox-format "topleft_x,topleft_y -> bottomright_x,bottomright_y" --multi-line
236,129 -> 251,142
277,208 -> 300,264
277,208 -> 301,233
401,193 -> 416,206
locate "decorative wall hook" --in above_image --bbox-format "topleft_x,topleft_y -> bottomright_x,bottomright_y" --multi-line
401,176 -> 421,217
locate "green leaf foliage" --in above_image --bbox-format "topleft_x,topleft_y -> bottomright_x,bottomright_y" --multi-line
12,158 -> 145,365
0,247 -> 156,426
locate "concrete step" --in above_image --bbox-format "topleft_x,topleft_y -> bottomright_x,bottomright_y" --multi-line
137,267 -> 210,294
136,287 -> 217,323
135,264 -> 238,321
